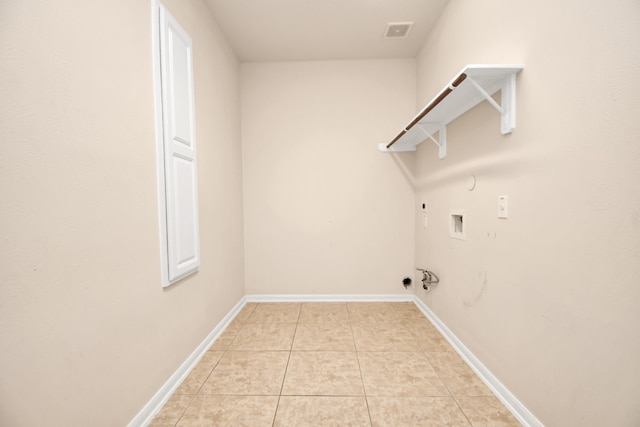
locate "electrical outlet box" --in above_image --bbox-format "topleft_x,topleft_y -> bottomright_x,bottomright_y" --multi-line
449,209 -> 466,240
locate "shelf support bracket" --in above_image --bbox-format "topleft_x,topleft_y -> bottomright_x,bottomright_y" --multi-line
416,124 -> 447,159
467,74 -> 517,134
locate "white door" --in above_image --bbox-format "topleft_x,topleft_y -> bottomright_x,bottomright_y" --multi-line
157,4 -> 200,284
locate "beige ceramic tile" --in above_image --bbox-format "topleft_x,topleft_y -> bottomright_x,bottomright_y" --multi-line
456,396 -> 522,426
274,396 -> 370,426
381,301 -> 424,316
404,320 -> 453,352
282,351 -> 364,396
292,323 -> 355,351
174,351 -> 224,394
426,352 -> 493,396
351,323 -> 421,351
226,317 -> 247,331
405,318 -> 441,338
200,351 -> 289,395
148,394 -> 195,426
215,320 -> 245,342
358,352 -> 449,397
389,301 -> 423,313
389,303 -> 428,322
177,395 -> 278,427
234,302 -> 259,323
384,302 -> 415,310
347,302 -> 395,312
418,334 -> 454,352
208,336 -> 234,352
228,323 -> 296,350
347,302 -> 403,323
246,303 -> 301,323
298,302 -> 350,323
367,396 -> 470,427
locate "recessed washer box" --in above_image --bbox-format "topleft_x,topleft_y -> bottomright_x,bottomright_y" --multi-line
449,209 -> 466,240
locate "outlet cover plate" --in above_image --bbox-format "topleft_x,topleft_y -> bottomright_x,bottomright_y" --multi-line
498,195 -> 508,219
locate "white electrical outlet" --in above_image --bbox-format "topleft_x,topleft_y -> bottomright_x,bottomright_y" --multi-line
498,195 -> 508,219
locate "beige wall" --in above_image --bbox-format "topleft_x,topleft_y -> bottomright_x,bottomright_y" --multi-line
4,0 -> 639,425
0,0 -> 244,425
241,60 -> 416,295
412,1 -> 640,425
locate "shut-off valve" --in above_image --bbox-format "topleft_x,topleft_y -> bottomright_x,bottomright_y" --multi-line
417,268 -> 440,292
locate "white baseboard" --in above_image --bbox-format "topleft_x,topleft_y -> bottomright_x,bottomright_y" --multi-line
127,296 -> 248,427
245,294 -> 414,302
412,297 -> 543,427
129,293 -> 540,427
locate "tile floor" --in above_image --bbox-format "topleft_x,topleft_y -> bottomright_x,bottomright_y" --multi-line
149,302 -> 521,426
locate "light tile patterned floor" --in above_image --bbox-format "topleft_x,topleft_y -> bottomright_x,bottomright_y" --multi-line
149,302 -> 521,426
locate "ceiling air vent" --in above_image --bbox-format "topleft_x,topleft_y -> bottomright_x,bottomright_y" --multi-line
384,22 -> 413,38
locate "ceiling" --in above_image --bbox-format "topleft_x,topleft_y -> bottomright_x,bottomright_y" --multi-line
204,0 -> 450,62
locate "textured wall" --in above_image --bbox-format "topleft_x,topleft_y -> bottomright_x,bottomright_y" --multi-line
0,0 -> 245,425
241,60 -> 416,295
412,1 -> 640,425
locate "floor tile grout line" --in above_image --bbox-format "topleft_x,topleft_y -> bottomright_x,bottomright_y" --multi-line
271,307 -> 299,427
349,313 -> 374,426
169,393 -> 198,427
172,324 -> 239,426
451,395 -> 475,426
172,321 -> 241,425
416,320 -> 462,402
190,392 -> 456,397
417,331 -> 481,425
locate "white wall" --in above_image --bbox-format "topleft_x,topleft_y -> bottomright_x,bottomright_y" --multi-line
0,0 -> 244,425
412,1 -> 640,425
241,60 -> 416,295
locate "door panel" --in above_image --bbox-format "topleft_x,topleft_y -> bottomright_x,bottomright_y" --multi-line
159,5 -> 200,284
